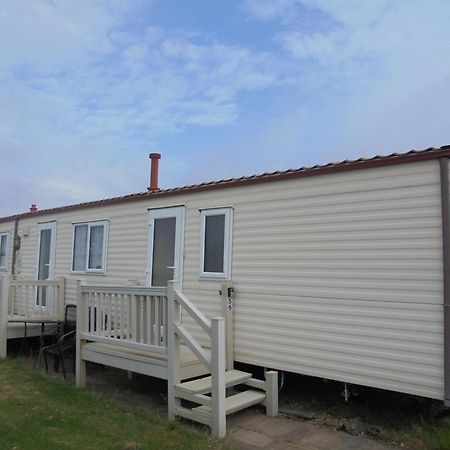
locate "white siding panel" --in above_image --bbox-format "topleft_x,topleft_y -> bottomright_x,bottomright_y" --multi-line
229,160 -> 443,399
11,158 -> 445,399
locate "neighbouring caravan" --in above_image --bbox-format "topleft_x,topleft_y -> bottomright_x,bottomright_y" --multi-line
1,146 -> 450,427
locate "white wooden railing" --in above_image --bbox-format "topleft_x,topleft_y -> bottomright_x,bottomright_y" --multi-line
74,280 -> 228,437
9,278 -> 65,320
0,274 -> 65,358
77,283 -> 168,355
167,280 -> 227,437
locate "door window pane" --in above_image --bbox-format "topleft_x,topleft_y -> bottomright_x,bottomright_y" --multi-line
204,215 -> 225,273
37,228 -> 53,307
38,229 -> 51,280
88,225 -> 104,270
0,234 -> 7,268
73,225 -> 88,271
152,217 -> 176,287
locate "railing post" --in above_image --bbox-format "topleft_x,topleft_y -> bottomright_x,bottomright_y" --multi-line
265,371 -> 278,417
211,317 -> 226,438
76,280 -> 87,388
167,280 -> 182,420
0,275 -> 10,358
221,282 -> 234,371
57,277 -> 65,320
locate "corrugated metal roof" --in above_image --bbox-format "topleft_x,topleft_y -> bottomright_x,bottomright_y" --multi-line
1,144 -> 450,223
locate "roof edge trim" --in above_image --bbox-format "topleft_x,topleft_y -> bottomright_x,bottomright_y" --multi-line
1,145 -> 450,223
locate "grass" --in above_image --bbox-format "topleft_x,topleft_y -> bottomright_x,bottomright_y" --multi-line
425,425 -> 450,450
0,358 -> 222,450
3,356 -> 449,450
425,424 -> 450,450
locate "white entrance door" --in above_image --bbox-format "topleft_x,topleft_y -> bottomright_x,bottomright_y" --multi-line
36,222 -> 56,307
147,207 -> 185,287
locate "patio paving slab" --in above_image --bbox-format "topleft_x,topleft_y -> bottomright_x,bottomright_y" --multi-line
228,428 -> 276,449
227,409 -> 400,450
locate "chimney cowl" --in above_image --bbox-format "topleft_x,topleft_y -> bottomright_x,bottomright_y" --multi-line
30,204 -> 38,213
148,153 -> 161,192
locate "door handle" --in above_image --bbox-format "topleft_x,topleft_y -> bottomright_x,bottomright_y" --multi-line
167,266 -> 175,269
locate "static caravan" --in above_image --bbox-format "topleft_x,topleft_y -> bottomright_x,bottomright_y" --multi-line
1,146 -> 450,436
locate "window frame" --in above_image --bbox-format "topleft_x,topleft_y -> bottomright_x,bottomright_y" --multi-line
71,220 -> 109,274
0,232 -> 10,272
199,207 -> 233,280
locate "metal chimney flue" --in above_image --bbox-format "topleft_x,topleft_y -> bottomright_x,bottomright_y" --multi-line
30,204 -> 38,213
148,153 -> 161,192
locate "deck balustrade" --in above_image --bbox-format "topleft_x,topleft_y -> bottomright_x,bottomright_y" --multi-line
77,284 -> 168,355
0,275 -> 65,357
9,278 -> 65,320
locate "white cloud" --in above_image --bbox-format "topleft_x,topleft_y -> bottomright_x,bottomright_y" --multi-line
1,0 -> 449,217
0,0 -> 123,73
0,1 -> 282,215
279,30 -> 343,61
243,0 -> 297,21
242,0 -> 450,159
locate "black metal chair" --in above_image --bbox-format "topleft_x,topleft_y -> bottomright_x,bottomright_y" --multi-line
42,304 -> 77,379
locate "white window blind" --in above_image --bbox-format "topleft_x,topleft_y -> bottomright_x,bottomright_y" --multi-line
72,221 -> 108,273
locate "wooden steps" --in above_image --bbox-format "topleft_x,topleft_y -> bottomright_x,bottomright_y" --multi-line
175,369 -> 252,395
174,369 -> 268,425
164,284 -> 278,438
192,390 -> 266,418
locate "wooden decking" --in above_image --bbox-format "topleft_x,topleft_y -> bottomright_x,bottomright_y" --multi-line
1,276 -> 278,438
73,281 -> 279,438
82,342 -> 210,380
75,283 -> 214,389
7,320 -> 58,339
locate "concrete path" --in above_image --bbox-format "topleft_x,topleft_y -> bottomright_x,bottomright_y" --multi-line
226,410 -> 399,450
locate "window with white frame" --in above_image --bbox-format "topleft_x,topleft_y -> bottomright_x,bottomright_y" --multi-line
72,221 -> 108,273
0,232 -> 9,271
200,208 -> 233,279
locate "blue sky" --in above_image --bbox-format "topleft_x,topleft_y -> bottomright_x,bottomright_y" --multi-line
1,0 -> 450,216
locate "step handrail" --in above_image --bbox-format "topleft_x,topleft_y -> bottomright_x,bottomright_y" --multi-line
174,323 -> 211,368
167,280 -> 226,437
172,289 -> 211,336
